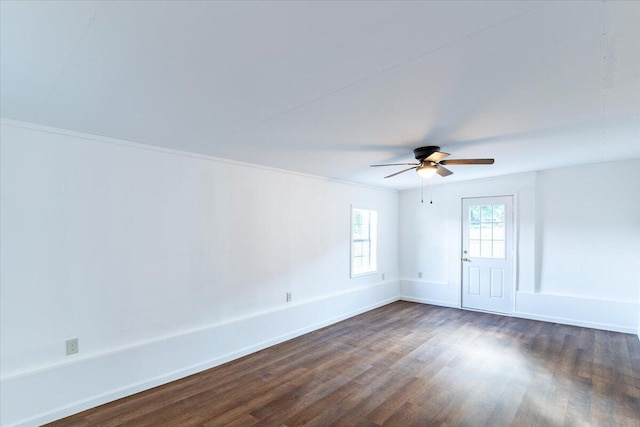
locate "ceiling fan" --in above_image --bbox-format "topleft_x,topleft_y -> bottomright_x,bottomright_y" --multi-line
371,146 -> 494,178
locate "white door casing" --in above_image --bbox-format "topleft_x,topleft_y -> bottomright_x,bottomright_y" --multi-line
461,196 -> 514,314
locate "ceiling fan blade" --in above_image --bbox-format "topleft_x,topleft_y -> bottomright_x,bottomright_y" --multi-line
384,166 -> 417,178
425,151 -> 450,162
436,165 -> 453,177
440,158 -> 494,165
371,162 -> 419,167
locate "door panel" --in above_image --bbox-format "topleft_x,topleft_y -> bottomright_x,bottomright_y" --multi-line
462,196 -> 513,314
469,267 -> 481,295
490,268 -> 504,298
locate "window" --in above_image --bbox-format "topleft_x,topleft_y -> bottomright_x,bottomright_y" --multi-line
351,207 -> 378,276
468,204 -> 505,258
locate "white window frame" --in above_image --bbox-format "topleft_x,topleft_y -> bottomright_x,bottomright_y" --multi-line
350,206 -> 378,278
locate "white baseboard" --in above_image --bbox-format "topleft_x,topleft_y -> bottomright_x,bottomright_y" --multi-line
399,280 -> 458,307
399,295 -> 459,309
0,281 -> 399,427
400,280 -> 640,338
513,311 -> 636,334
515,291 -> 638,334
399,281 -> 638,334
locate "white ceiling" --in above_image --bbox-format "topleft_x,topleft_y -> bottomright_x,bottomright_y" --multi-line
1,0 -> 639,190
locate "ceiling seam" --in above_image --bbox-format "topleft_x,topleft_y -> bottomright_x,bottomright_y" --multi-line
33,0 -> 105,122
208,0 -> 553,146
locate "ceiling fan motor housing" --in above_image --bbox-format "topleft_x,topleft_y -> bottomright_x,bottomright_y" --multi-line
413,146 -> 440,161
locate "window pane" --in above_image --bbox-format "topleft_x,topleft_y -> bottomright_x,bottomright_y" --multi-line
361,242 -> 370,258
481,205 -> 492,222
351,208 -> 378,276
353,209 -> 370,240
352,210 -> 362,238
360,211 -> 370,239
353,242 -> 362,257
469,223 -> 480,239
493,222 -> 505,240
481,223 -> 492,240
470,206 -> 481,223
481,241 -> 492,257
469,240 -> 481,257
353,257 -> 362,270
465,203 -> 507,259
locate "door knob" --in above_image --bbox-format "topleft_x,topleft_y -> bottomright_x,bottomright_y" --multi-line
462,257 -> 469,262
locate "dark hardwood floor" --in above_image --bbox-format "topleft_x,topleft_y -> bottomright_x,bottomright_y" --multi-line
47,301 -> 640,426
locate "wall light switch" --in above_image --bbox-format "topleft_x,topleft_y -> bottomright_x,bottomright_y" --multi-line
418,272 -> 423,279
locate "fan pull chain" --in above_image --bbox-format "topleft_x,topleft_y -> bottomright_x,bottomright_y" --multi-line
420,177 -> 434,204
429,176 -> 433,204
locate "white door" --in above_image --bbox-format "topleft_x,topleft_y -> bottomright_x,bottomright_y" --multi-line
461,196 -> 513,314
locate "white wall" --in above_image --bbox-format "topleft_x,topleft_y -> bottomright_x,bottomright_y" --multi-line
399,160 -> 640,333
536,165 -> 639,300
0,120 -> 399,426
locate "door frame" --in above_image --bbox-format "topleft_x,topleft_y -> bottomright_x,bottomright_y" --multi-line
459,194 -> 518,314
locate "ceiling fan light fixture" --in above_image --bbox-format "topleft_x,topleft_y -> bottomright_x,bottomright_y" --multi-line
371,146 -> 494,180
416,164 -> 437,178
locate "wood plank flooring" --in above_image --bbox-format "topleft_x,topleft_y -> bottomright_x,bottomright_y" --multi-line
47,302 -> 640,426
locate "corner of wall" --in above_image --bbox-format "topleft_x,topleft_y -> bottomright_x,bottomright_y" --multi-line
399,280 -> 459,308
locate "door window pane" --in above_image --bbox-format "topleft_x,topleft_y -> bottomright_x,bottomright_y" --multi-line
481,223 -> 492,239
481,205 -> 493,222
481,241 -> 492,257
467,203 -> 506,259
493,241 -> 505,258
469,240 -> 481,257
470,206 -> 481,223
470,223 -> 480,239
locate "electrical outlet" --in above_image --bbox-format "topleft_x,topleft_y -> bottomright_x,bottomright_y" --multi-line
381,273 -> 385,280
286,292 -> 292,302
418,272 -> 423,279
66,338 -> 79,355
